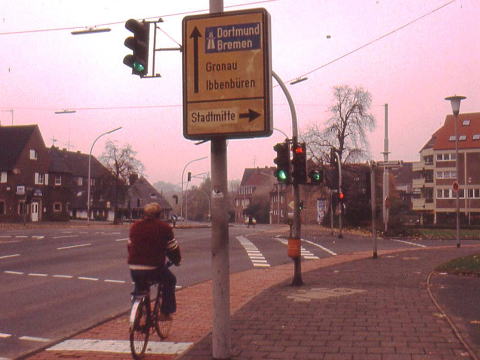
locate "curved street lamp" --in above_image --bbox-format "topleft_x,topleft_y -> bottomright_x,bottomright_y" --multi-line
87,127 -> 122,222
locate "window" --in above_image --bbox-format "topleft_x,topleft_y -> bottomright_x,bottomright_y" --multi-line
76,177 -> 83,186
55,175 -> 62,186
459,135 -> 467,141
0,171 -> 6,183
449,136 -> 456,141
53,202 -> 62,212
436,153 -> 455,161
29,149 -> 38,160
473,134 -> 480,140
34,172 -> 45,185
462,119 -> 470,126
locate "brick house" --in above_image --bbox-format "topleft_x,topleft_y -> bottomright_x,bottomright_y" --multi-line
0,125 -> 50,222
412,112 -> 480,225
234,167 -> 276,224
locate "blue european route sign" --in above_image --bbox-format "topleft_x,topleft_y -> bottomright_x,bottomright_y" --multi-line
182,8 -> 272,140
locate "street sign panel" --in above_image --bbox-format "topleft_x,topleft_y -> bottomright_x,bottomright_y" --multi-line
182,8 -> 272,140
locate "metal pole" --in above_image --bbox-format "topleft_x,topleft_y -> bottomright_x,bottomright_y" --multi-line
371,162 -> 377,258
336,151 -> 343,239
208,3 -> 230,359
272,70 -> 303,286
383,104 -> 389,234
455,114 -> 460,248
87,127 -> 122,222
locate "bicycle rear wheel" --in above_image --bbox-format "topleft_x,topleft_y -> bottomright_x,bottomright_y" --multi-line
129,298 -> 150,359
153,291 -> 172,339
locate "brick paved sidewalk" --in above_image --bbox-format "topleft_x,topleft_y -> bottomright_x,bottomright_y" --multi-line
26,246 -> 480,360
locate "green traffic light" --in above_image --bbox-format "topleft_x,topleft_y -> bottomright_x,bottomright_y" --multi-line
133,62 -> 145,72
277,169 -> 288,182
311,172 -> 320,181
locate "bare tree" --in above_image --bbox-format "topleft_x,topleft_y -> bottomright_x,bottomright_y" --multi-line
100,141 -> 144,223
302,85 -> 376,164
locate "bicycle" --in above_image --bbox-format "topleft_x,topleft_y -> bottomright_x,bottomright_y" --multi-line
129,262 -> 174,360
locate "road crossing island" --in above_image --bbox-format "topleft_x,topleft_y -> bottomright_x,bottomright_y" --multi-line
206,77 -> 255,91
191,110 -> 236,123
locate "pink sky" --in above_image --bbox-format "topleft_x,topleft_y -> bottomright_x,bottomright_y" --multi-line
1,0 -> 478,186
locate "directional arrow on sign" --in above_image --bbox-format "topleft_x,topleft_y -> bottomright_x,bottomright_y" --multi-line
239,109 -> 261,122
189,26 -> 201,93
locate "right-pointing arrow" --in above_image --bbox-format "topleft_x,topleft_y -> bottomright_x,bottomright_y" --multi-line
239,109 -> 261,122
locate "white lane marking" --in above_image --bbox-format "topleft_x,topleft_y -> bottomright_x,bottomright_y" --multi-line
392,239 -> 427,248
53,235 -> 79,239
0,333 -> 12,338
236,236 -> 270,268
48,339 -> 193,355
4,270 -> 24,275
0,254 -> 20,260
28,273 -> 48,277
302,239 -> 337,256
53,274 -> 74,279
78,276 -> 98,281
104,279 -> 126,284
115,238 -> 129,242
32,236 -> 44,240
19,336 -> 50,342
15,236 -> 28,239
0,235 -> 11,238
57,243 -> 91,250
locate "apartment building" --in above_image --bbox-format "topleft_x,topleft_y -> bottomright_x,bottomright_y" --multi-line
412,112 -> 480,225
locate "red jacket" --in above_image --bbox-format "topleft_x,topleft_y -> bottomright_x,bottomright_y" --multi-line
128,218 -> 175,266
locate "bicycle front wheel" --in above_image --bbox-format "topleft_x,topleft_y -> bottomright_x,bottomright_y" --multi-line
129,298 -> 150,359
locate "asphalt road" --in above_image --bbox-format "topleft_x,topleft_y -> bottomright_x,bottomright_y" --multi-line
1,223 -> 479,359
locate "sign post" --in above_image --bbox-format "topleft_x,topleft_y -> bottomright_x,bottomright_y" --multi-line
182,5 -> 272,359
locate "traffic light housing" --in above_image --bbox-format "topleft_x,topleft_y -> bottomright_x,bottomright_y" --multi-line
123,19 -> 150,77
273,142 -> 290,183
187,172 -> 192,182
292,142 -> 307,184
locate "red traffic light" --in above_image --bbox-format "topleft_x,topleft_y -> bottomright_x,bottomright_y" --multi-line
293,145 -> 304,154
338,192 -> 344,200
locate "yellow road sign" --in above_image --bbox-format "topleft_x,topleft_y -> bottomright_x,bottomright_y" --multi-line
182,8 -> 272,140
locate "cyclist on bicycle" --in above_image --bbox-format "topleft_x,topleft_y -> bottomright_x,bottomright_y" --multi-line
128,202 -> 181,320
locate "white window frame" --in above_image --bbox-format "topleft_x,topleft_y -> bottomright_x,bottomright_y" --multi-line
53,202 -> 62,213
459,135 -> 467,141
0,171 -> 7,183
34,172 -> 45,185
473,134 -> 480,140
29,149 -> 38,160
462,119 -> 471,126
55,175 -> 62,186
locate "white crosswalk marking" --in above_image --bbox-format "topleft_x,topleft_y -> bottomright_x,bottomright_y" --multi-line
275,238 -> 320,260
236,236 -> 270,268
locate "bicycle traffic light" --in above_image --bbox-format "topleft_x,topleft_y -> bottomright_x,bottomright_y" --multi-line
273,142 -> 290,183
123,19 -> 150,77
292,142 -> 307,184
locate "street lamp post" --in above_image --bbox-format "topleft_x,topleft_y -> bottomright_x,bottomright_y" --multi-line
181,156 -> 208,219
87,127 -> 122,222
445,95 -> 466,248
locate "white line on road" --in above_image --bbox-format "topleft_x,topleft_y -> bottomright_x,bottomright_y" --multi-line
0,333 -> 12,338
104,279 -> 126,284
4,271 -> 24,275
48,339 -> 193,355
0,254 -> 20,260
115,238 -> 129,242
28,273 -> 48,277
53,274 -> 74,279
32,236 -> 45,240
19,336 -> 50,342
392,239 -> 427,248
15,236 -> 28,238
53,235 -> 79,239
57,243 -> 91,250
78,276 -> 99,281
302,239 -> 337,256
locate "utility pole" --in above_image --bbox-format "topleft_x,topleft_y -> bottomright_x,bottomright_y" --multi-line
382,104 -> 390,234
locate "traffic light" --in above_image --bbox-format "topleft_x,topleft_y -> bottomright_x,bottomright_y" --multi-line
308,169 -> 324,184
273,142 -> 290,183
292,142 -> 307,184
338,191 -> 345,201
187,172 -> 192,182
123,19 -> 150,77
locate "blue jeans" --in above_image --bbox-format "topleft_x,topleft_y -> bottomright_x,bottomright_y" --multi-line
130,266 -> 177,315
